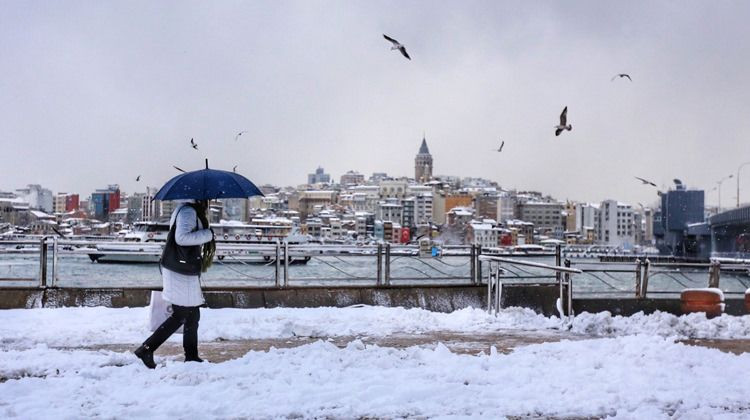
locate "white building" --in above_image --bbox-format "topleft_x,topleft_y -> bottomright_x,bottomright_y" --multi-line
16,184 -> 53,213
379,180 -> 408,199
468,222 -> 500,248
597,200 -> 635,247
377,198 -> 403,224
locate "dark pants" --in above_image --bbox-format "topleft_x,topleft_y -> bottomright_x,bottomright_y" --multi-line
143,305 -> 200,358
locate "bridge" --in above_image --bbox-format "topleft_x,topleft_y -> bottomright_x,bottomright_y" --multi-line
708,205 -> 750,257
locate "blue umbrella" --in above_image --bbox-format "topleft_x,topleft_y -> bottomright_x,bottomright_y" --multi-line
154,160 -> 264,201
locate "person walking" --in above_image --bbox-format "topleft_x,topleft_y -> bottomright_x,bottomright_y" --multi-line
134,199 -> 216,369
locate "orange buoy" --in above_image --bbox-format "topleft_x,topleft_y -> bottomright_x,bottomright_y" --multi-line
681,288 -> 724,318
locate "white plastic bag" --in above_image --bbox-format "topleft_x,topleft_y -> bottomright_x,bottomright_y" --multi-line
148,291 -> 183,334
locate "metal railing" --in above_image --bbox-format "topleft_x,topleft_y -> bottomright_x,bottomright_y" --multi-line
2,238 -> 748,295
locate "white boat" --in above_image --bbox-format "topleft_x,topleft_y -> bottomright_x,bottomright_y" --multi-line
87,218 -> 311,264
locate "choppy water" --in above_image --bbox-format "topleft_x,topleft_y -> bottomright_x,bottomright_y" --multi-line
1,253 -> 748,296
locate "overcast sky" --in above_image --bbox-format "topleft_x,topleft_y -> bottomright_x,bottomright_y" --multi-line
2,1 -> 749,207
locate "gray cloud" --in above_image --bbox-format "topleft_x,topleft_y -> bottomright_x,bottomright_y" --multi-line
1,0 -> 749,207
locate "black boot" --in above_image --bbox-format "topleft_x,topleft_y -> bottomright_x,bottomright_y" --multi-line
134,344 -> 156,369
184,354 -> 204,363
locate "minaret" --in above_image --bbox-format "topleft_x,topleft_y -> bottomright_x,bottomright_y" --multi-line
414,134 -> 433,183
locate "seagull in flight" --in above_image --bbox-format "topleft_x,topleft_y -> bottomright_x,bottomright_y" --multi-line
234,131 -> 247,141
383,34 -> 411,60
190,138 -> 198,150
611,73 -> 632,82
635,176 -> 657,187
233,165 -> 237,173
173,165 -> 186,173
136,175 -> 141,182
496,140 -> 505,152
555,107 -> 572,136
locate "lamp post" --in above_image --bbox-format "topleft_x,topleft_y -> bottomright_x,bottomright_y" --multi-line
716,174 -> 733,212
737,162 -> 750,208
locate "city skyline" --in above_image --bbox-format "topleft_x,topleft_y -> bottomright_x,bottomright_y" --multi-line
2,1 -> 749,206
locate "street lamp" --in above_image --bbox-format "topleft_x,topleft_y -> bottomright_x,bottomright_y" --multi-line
716,174 -> 733,212
737,162 -> 750,208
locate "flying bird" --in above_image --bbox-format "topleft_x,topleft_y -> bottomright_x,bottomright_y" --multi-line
496,140 -> 505,152
673,179 -> 683,185
190,138 -> 198,150
555,107 -> 572,136
635,176 -> 657,187
383,34 -> 411,60
233,165 -> 237,173
611,73 -> 632,82
173,165 -> 186,173
234,131 -> 247,141
136,175 -> 141,182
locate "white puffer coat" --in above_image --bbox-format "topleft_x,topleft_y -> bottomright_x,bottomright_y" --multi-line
161,202 -> 213,307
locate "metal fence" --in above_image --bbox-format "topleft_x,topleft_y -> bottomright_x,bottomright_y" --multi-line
2,240 -> 749,295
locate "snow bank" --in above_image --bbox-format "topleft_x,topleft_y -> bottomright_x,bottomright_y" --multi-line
1,336 -> 749,418
2,306 -> 750,350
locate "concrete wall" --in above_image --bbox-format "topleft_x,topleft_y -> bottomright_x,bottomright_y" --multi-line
2,286 -> 747,316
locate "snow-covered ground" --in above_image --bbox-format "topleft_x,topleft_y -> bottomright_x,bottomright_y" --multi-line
2,306 -> 750,418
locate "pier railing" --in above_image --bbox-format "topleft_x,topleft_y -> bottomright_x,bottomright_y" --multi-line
1,239 -> 748,298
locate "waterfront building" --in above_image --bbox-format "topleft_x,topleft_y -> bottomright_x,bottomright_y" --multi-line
0,197 -> 30,226
340,170 -> 365,186
91,185 -> 120,221
16,184 -> 53,213
505,219 -> 535,245
597,200 -> 635,248
431,190 -> 446,225
497,193 -> 517,223
517,202 -> 565,238
402,197 -> 415,229
413,192 -> 433,226
444,192 -> 473,215
349,185 -> 380,212
414,136 -> 433,183
468,221 -> 501,248
307,167 -> 331,184
446,207 -> 474,226
377,198 -> 403,225
298,190 -> 337,221
53,193 -> 67,214
654,181 -> 705,255
379,180 -> 408,199
475,193 -> 498,220
564,202 -> 577,232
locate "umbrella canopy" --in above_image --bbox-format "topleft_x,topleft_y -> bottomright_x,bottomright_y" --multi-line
154,161 -> 263,201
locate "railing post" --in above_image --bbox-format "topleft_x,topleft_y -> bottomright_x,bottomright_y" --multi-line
634,258 -> 642,298
641,259 -> 650,298
555,244 -> 562,309
470,245 -> 476,285
51,236 -> 58,288
495,264 -> 501,315
283,241 -> 289,287
38,237 -> 47,288
275,240 -> 281,288
384,242 -> 391,286
486,260 -> 492,313
708,260 -> 721,288
376,243 -> 383,286
565,259 -> 573,317
476,245 -> 483,285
